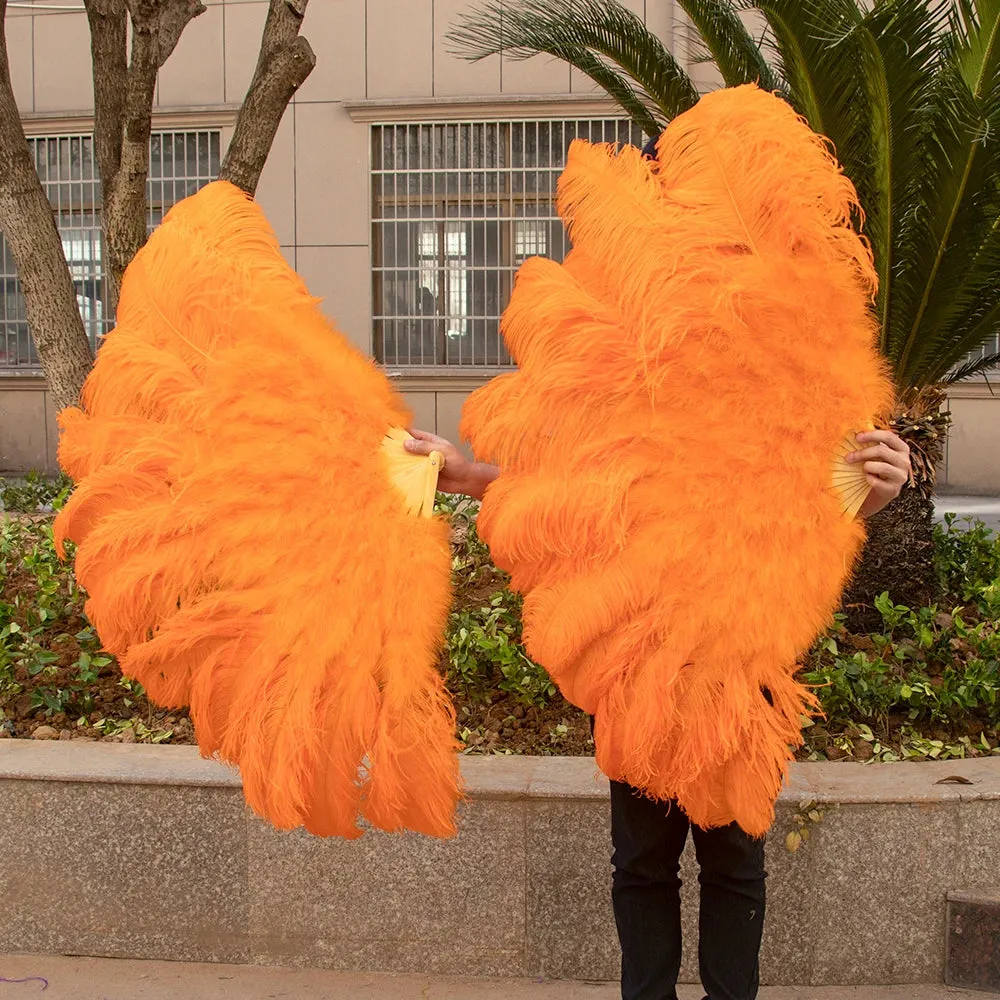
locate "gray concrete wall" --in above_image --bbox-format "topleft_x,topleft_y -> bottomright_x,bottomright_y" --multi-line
1,742 -> 998,986
943,386 -> 1000,495
0,376 -> 59,475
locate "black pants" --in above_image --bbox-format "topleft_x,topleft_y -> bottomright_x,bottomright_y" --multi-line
610,780 -> 767,1000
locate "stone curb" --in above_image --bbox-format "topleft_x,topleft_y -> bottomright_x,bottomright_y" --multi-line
2,740 -> 1000,803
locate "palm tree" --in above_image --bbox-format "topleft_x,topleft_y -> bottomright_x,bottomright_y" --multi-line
449,0 -> 1000,627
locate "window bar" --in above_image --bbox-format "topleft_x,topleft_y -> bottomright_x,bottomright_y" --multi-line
488,122 -> 496,369
482,119 -> 489,369
395,123 -> 402,368
464,122 -> 470,368
2,231 -> 8,365
506,120 -> 512,361
489,119 -> 498,370
432,123 -> 443,366
365,116 -> 638,370
431,123 -> 438,366
390,126 -> 398,367
1,130 -> 220,369
171,132 -> 177,228
393,124 -> 398,368
389,125 -> 398,364
402,124 -> 410,368
371,127 -> 381,365
528,118 -> 535,228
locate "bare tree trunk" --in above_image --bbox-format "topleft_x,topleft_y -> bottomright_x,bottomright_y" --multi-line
220,0 -> 316,196
0,0 -> 94,410
93,0 -> 206,308
86,0 -> 128,189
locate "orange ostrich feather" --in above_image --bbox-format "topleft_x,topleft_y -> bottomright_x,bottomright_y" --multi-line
461,85 -> 894,836
53,181 -> 460,839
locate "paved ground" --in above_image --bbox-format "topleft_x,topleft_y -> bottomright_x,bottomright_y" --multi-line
0,956 -> 992,1000
935,494 -> 1000,533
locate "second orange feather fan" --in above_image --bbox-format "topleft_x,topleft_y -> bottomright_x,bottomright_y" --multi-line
461,85 -> 894,836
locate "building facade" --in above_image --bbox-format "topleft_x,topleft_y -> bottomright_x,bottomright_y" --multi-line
2,0 -> 997,490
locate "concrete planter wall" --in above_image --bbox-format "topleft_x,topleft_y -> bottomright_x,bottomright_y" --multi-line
1,742 -> 998,986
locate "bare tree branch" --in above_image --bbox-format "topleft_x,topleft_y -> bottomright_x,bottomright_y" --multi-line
126,0 -> 206,67
100,0 -> 205,307
84,0 -> 128,194
219,0 -> 316,196
259,0 -> 309,54
0,0 -> 94,408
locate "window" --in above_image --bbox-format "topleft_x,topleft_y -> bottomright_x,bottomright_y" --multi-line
371,119 -> 646,368
0,130 -> 221,369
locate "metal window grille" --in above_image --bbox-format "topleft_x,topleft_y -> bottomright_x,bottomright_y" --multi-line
372,119 -> 646,368
0,129 -> 221,368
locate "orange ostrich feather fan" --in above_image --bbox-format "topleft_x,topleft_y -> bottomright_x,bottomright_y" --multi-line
461,85 -> 894,836
53,181 -> 460,839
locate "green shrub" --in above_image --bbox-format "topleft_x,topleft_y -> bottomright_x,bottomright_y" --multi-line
935,513 -> 1000,604
0,471 -> 73,514
0,513 -> 125,718
803,516 -> 1000,732
436,493 -> 499,588
447,589 -> 556,706
438,494 -> 557,706
803,594 -> 1000,729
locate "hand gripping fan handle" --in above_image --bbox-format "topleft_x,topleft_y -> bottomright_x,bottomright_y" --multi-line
381,427 -> 444,518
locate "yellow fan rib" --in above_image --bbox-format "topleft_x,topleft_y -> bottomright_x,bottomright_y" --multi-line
830,426 -> 873,520
381,427 -> 444,518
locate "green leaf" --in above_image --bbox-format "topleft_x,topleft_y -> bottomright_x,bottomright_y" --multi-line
893,2 -> 1000,383
448,0 -> 699,131
676,0 -> 781,90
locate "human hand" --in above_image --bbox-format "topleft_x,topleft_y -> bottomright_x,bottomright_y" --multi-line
847,429 -> 911,518
404,429 -> 500,501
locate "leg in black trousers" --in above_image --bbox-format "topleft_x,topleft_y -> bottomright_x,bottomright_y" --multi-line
611,780 -> 690,1000
610,780 -> 767,1000
691,821 -> 767,1000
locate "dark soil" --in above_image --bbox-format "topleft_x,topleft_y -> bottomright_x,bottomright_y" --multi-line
453,690 -> 594,755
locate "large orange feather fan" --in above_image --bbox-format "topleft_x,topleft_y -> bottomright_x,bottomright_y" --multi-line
53,182 -> 460,839
461,85 -> 894,836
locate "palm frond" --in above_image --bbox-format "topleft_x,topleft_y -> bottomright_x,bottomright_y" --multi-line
912,218 -> 1000,375
676,0 -> 781,90
852,0 -> 952,352
918,273 -> 1000,384
894,0 -> 1000,379
563,48 -> 670,135
951,0 -> 1000,96
447,0 -> 700,125
752,0 -> 877,247
753,0 -> 867,139
943,349 -> 1000,384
